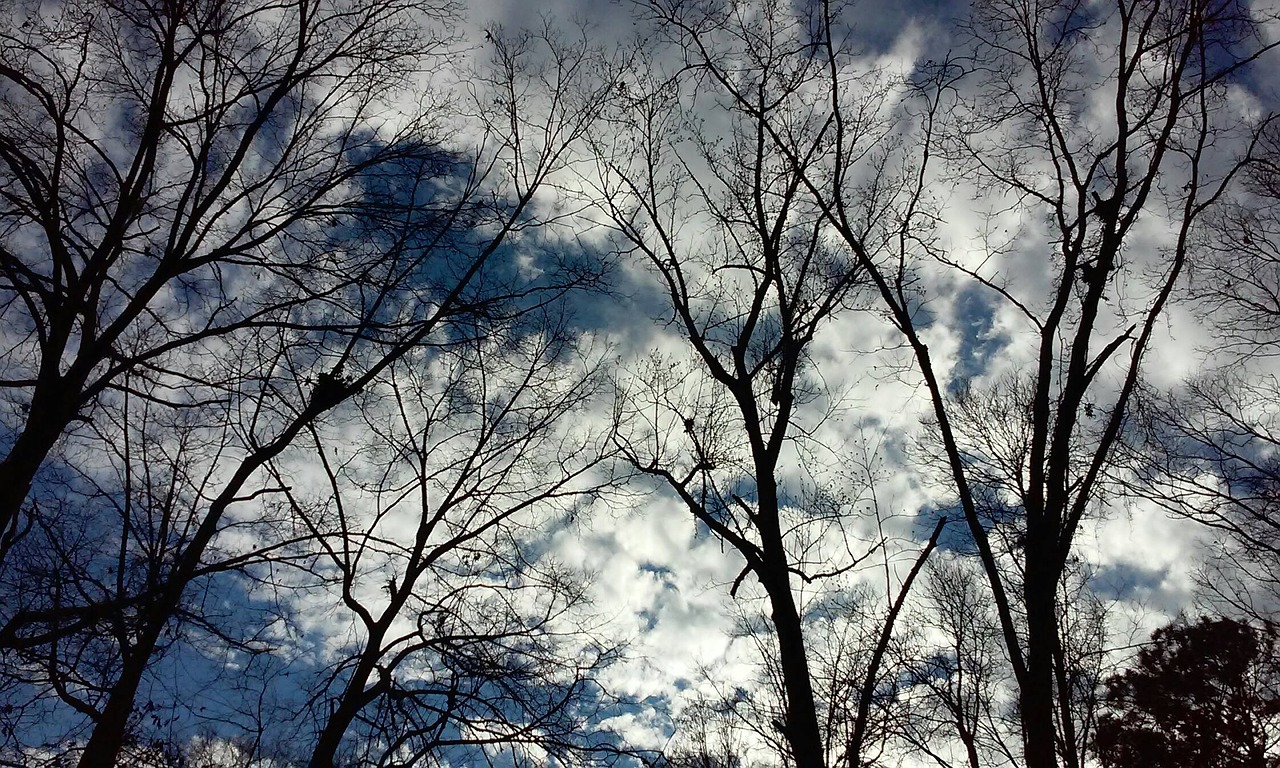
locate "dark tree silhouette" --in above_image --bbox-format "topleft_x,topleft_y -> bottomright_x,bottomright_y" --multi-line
1123,122 -> 1280,622
792,2 -> 1280,765
0,0 -> 617,764
591,2 -> 946,763
606,2 -> 1280,764
1096,617 -> 1280,768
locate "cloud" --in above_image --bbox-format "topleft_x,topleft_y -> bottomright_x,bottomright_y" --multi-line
7,0 -> 1280,763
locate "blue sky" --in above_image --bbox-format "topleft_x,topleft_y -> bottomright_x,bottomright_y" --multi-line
3,0 -> 1280,764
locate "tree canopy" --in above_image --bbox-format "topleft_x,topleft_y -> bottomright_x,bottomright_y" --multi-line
1097,618 -> 1280,768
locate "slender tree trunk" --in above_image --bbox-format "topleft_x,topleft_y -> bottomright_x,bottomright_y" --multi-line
73,399 -> 333,768
0,430 -> 53,547
76,614 -> 164,768
0,375 -> 78,563
1022,550 -> 1060,768
1053,630 -> 1082,768
755,473 -> 824,768
960,724 -> 983,768
308,651 -> 383,768
308,670 -> 373,768
764,567 -> 825,768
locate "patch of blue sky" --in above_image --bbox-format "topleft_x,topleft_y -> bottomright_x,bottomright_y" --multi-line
1090,561 -> 1169,602
345,135 -> 463,213
1137,407 -> 1280,504
411,669 -> 648,764
912,485 -> 1022,554
700,475 -> 760,532
140,638 -> 306,748
0,568 -> 310,757
283,133 -> 621,358
947,283 -> 1010,394
563,256 -> 684,349
637,560 -> 677,582
913,502 -> 976,554
637,607 -> 661,632
802,586 -> 874,623
823,0 -> 971,56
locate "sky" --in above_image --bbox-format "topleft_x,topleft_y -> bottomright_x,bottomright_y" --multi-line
3,0 -> 1280,764
297,0 -> 1268,757
439,0 -> 1279,758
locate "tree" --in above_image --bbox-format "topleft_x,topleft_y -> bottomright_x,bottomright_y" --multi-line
663,695 -> 754,768
0,1 -> 617,764
594,0 -> 1279,763
893,556 -> 1017,768
1123,121 -> 1280,622
0,0 -> 452,567
1095,616 -> 1280,768
592,3 -> 945,764
752,1 -> 1280,765
288,311 -> 627,767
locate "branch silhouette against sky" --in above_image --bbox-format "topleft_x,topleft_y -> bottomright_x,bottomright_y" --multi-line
1,0 -> 1279,765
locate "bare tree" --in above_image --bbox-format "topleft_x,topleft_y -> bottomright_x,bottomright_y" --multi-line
0,1 -> 617,764
735,1 -> 1280,766
285,312 -> 627,767
0,0 -> 461,566
663,694 -> 756,768
590,5 -> 945,763
893,555 -> 1018,768
1124,122 -> 1280,622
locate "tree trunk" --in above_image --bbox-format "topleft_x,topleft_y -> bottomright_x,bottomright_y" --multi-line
1021,551 -> 1060,768
765,568 -> 825,768
0,375 -> 78,563
72,402 -> 330,767
756,471 -> 825,768
308,629 -> 388,768
76,620 -> 163,768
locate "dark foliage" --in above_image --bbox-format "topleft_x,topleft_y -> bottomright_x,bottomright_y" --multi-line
1096,617 -> 1280,768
